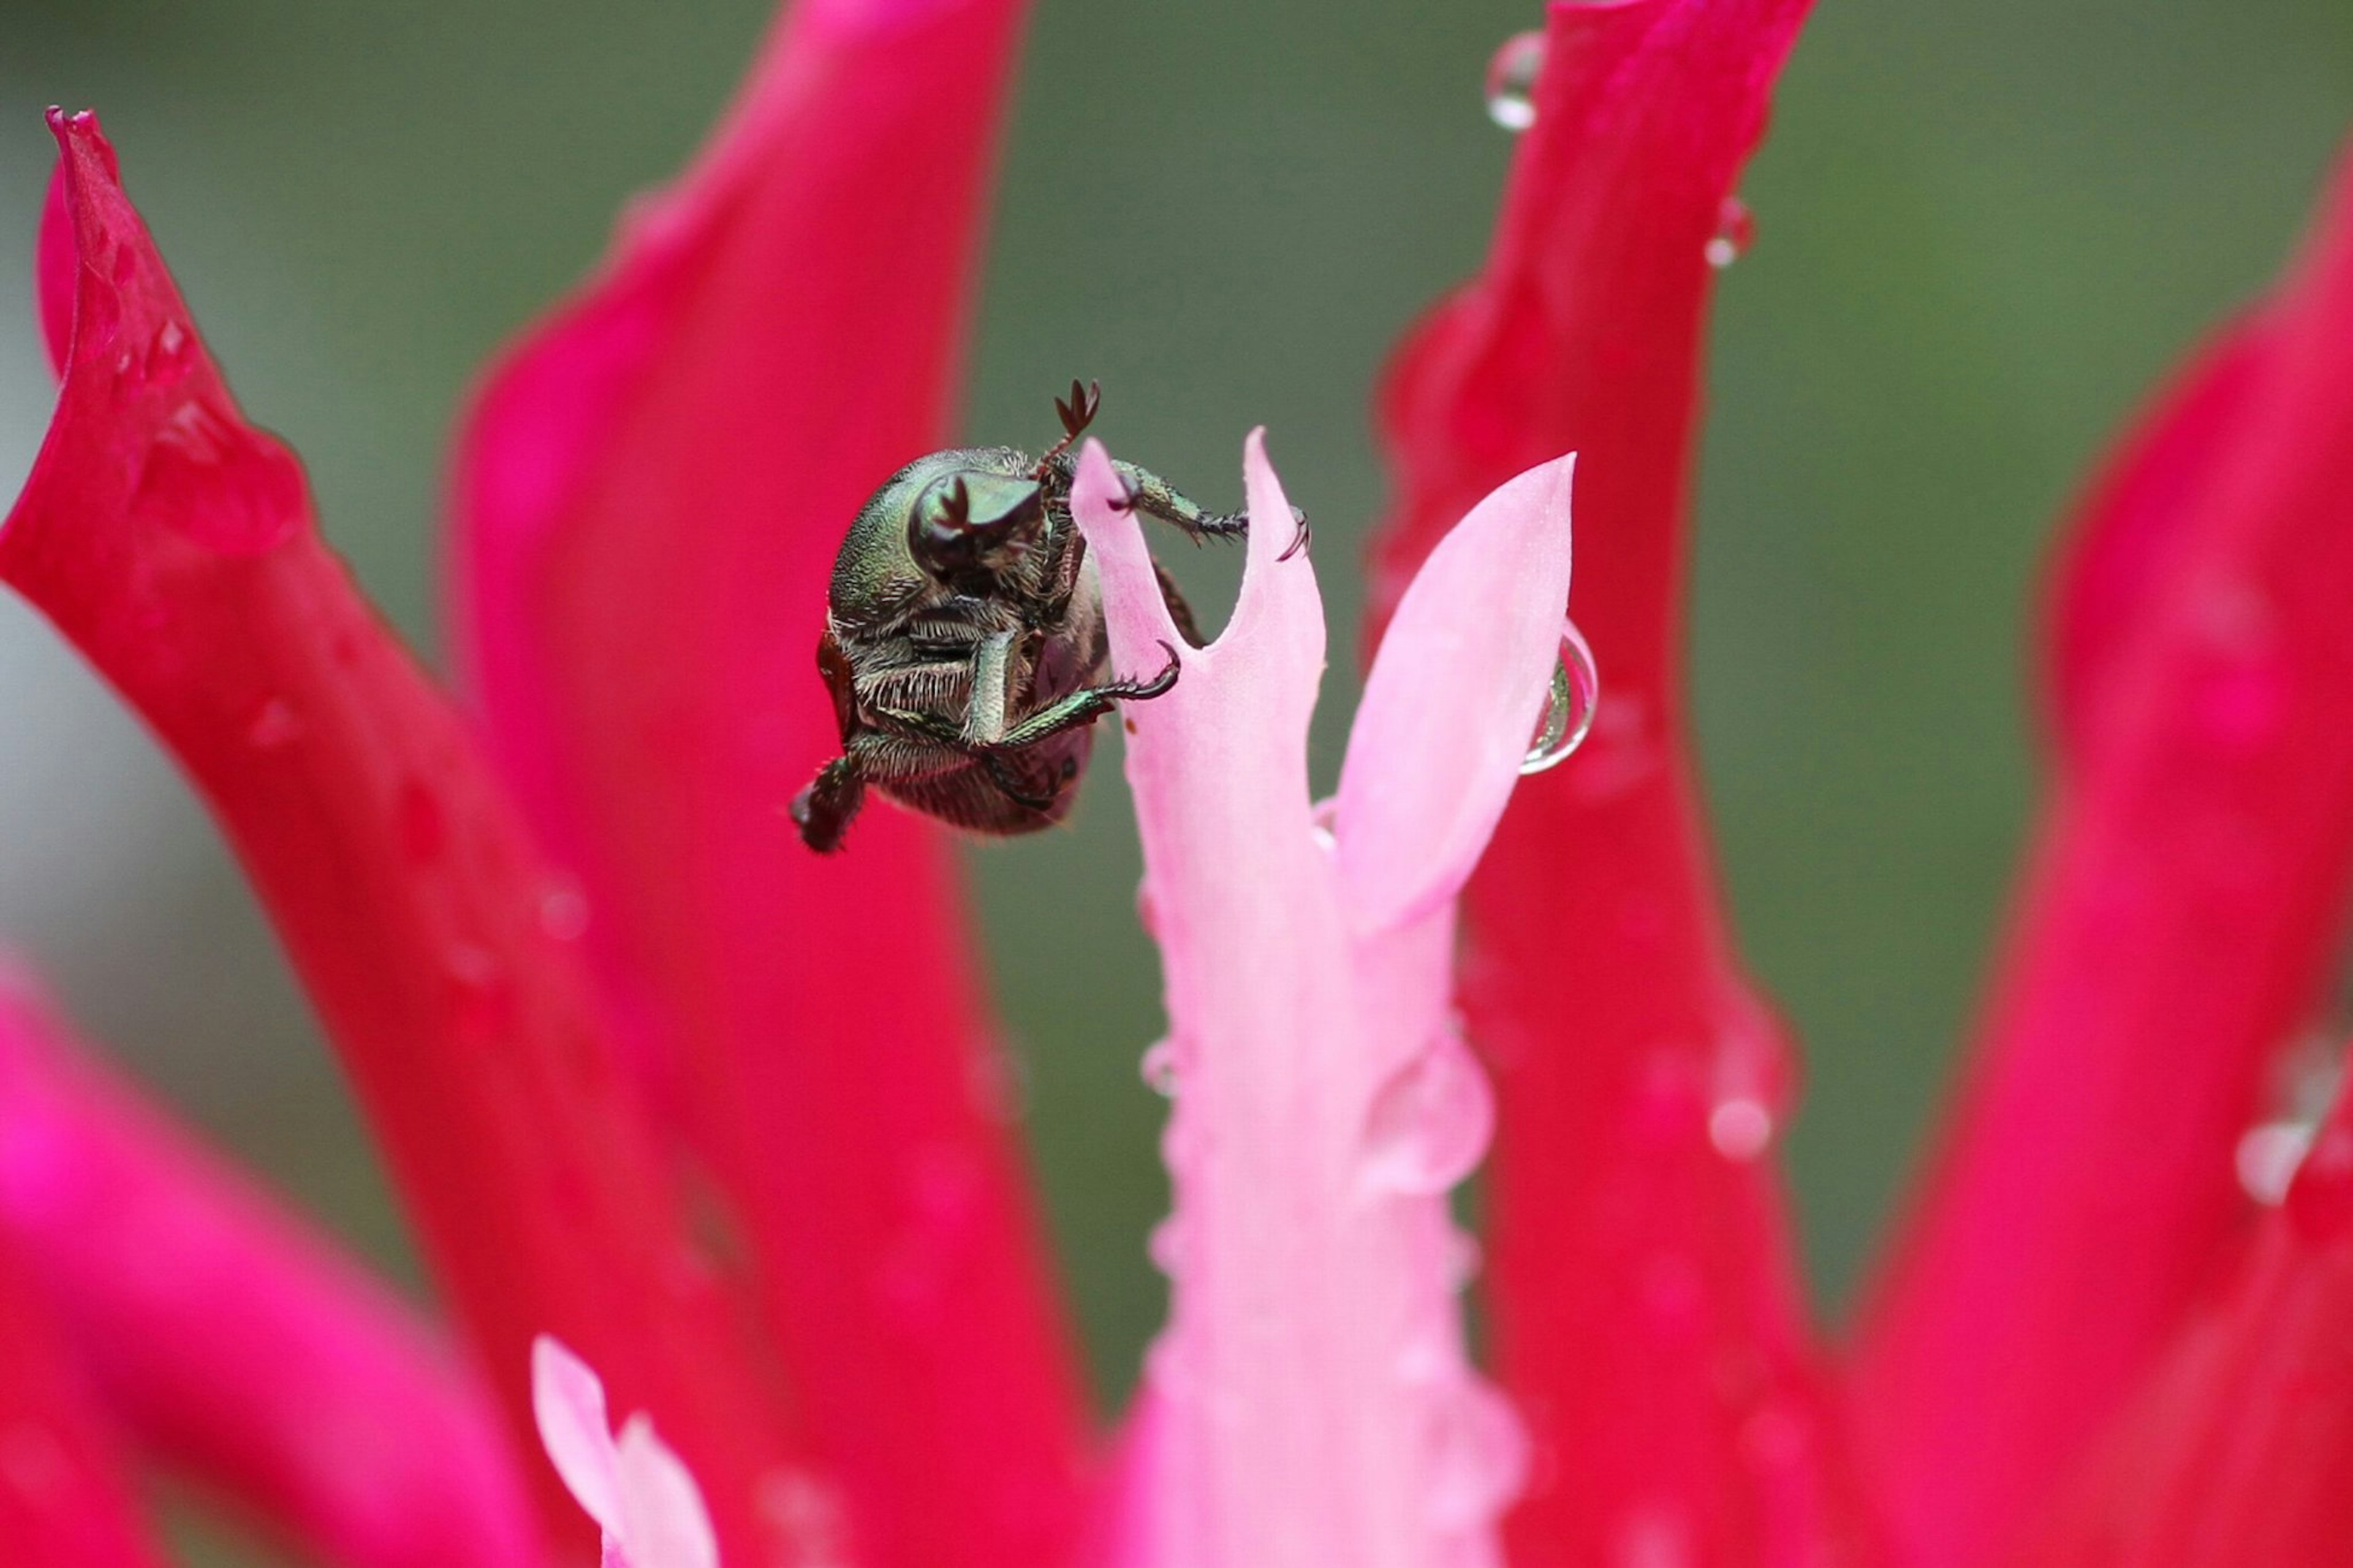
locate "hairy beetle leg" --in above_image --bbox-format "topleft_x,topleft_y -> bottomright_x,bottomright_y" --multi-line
790,755 -> 866,854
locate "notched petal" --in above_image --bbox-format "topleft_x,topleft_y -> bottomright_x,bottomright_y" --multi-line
1338,454 -> 1575,933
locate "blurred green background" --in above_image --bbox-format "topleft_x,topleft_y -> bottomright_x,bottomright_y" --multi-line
2,1 -> 2352,1561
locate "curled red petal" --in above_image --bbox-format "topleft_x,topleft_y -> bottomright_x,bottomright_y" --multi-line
1,111 -> 805,1564
1855,143 -> 2353,1568
449,4 -> 1088,1562
1370,4 -> 1881,1562
37,158 -> 72,377
0,1224 -> 169,1568
0,969 -> 547,1568
2009,1092 -> 2353,1568
2042,319 -> 2272,763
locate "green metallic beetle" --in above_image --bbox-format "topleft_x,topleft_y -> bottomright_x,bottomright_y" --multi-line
789,382 -> 1307,853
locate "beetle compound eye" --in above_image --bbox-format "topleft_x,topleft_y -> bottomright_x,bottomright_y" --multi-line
909,470 -> 1045,582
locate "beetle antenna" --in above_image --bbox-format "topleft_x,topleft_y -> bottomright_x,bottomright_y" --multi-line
1035,377 -> 1102,476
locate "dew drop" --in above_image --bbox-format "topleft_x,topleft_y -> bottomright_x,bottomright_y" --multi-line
129,398 -> 306,555
1147,1215 -> 1184,1275
1522,619 -> 1601,775
1362,1032 -> 1495,1195
243,695 -> 301,751
2237,1121 -> 2316,1206
1708,1097 -> 1776,1161
1140,1039 -> 1180,1097
539,882 -> 591,942
1484,32 -> 1546,132
1705,195 -> 1755,269
1427,1379 -> 1531,1530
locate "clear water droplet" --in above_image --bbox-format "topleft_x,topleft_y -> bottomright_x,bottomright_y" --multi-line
2237,1121 -> 2314,1206
1708,1097 -> 1775,1160
1428,1379 -> 1531,1529
243,695 -> 301,750
1140,1039 -> 1180,1097
1484,32 -> 1546,132
1705,195 -> 1755,269
538,882 -> 590,942
1147,1216 -> 1184,1274
1308,796 -> 1339,853
129,398 -> 306,555
1523,619 -> 1601,775
1362,1032 -> 1495,1194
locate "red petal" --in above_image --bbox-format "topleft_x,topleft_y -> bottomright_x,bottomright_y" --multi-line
1370,4 -> 1879,1562
449,4 -> 1087,1561
2009,1106 -> 2353,1568
0,1226 -> 168,1568
2042,320 -> 2272,764
37,158 -> 72,378
1,112 -> 804,1563
0,971 -> 547,1568
1854,146 -> 2353,1568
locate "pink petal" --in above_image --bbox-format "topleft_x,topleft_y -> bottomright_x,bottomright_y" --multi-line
0,1222 -> 167,1568
2,111 -> 801,1562
447,4 -> 1086,1558
1369,4 -> 1868,1561
1854,143 -> 2353,1568
1076,436 -> 1521,1568
614,1415 -> 720,1568
0,973 -> 545,1568
533,1337 -> 622,1540
1337,455 -> 1574,934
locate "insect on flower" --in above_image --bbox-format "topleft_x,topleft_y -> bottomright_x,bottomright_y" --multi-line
790,379 -> 1309,851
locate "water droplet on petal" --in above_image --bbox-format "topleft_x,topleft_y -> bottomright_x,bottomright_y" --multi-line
1362,1032 -> 1495,1194
2237,1121 -> 2314,1206
129,398 -> 306,555
1428,1379 -> 1530,1529
1140,1039 -> 1180,1097
243,695 -> 301,750
1705,195 -> 1754,269
538,882 -> 591,942
1484,32 -> 1546,132
1708,1097 -> 1775,1161
1147,1215 -> 1184,1274
1523,619 -> 1601,775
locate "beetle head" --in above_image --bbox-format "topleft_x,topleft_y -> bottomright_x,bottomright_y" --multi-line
908,469 -> 1044,588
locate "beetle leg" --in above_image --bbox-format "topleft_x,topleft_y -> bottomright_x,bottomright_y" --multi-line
1108,460 -> 1311,559
790,755 -> 866,854
976,639 -> 1182,751
984,753 -> 1060,812
960,631 -> 1025,748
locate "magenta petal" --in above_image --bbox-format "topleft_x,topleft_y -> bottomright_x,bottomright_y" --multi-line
448,5 -> 1086,1558
1338,455 -> 1574,934
0,975 -> 545,1568
1077,436 -> 1529,1568
37,159 -> 72,378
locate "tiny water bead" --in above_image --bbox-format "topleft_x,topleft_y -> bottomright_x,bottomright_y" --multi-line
1361,1031 -> 1496,1195
1485,31 -> 1546,132
1705,195 -> 1756,269
1140,1039 -> 1180,1097
1522,620 -> 1601,775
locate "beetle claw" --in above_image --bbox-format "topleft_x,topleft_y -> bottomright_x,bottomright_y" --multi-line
1278,505 -> 1312,562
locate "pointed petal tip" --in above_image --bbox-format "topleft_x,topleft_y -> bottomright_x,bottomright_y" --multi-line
532,1334 -> 623,1539
1337,452 -> 1577,931
615,1414 -> 720,1568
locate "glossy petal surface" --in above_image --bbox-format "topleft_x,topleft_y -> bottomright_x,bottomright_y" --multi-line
1080,437 -> 1567,1568
1,110 -> 799,1563
0,972 -> 545,1568
1370,3 -> 1868,1562
450,5 -> 1084,1561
